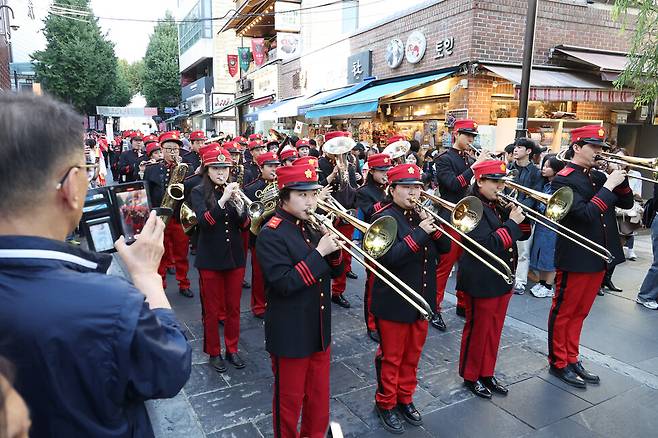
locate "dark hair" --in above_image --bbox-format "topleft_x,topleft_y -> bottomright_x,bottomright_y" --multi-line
504,143 -> 516,154
279,187 -> 292,204
200,169 -> 221,209
514,137 -> 535,151
0,93 -> 83,213
309,139 -> 317,146
85,138 -> 97,147
409,139 -> 420,153
406,152 -> 420,165
540,154 -> 565,176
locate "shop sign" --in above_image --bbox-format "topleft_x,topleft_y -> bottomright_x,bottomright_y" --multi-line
385,38 -> 404,69
212,93 -> 234,113
238,47 -> 252,72
252,38 -> 267,67
275,2 -> 301,32
96,106 -> 158,117
347,51 -> 372,84
435,37 -> 455,59
227,55 -> 238,77
277,32 -> 301,61
251,63 -> 279,99
188,95 -> 205,113
405,31 -> 426,64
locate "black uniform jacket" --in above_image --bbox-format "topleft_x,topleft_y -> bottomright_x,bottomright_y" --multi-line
118,149 -> 142,182
244,177 -> 268,245
318,156 -> 358,214
457,194 -> 532,298
356,179 -> 386,223
256,208 -> 344,358
551,163 -> 634,272
182,150 -> 201,172
143,161 -> 190,218
190,185 -> 250,271
243,160 -> 261,186
435,148 -> 475,219
370,203 -> 451,323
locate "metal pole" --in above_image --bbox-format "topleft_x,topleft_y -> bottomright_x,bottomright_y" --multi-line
516,0 -> 538,139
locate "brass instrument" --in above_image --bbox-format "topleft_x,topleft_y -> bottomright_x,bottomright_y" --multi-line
413,194 -> 515,285
502,180 -> 573,221
323,135 -> 355,188
233,188 -> 266,219
180,202 -> 197,234
556,149 -> 658,184
307,209 -> 434,319
250,181 -> 279,234
160,162 -> 189,226
383,139 -> 411,164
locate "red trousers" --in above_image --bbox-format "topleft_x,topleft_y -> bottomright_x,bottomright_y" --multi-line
250,245 -> 266,316
158,219 -> 190,289
435,226 -> 465,312
198,268 -> 244,356
375,319 -> 428,409
459,292 -> 512,382
331,223 -> 353,296
364,271 -> 376,332
548,270 -> 605,369
271,348 -> 331,438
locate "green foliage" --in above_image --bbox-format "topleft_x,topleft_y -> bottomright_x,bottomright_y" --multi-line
125,59 -> 145,96
31,0 -> 120,114
104,60 -> 132,107
613,1 -> 658,107
142,12 -> 180,111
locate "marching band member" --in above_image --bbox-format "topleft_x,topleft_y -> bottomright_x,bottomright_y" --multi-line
457,160 -> 531,398
244,140 -> 267,185
371,163 -> 451,434
279,146 -> 298,166
117,131 -> 144,183
295,139 -> 311,158
191,147 -> 250,372
182,130 -> 206,172
255,163 -> 343,438
144,131 -> 193,297
244,151 -> 281,318
137,141 -> 163,180
548,126 -> 633,387
434,119 -> 491,330
355,153 -> 393,342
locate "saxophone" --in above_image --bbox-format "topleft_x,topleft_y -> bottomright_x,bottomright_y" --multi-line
160,162 -> 189,226
249,180 -> 279,234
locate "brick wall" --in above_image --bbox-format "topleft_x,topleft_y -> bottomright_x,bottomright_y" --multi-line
575,101 -> 634,122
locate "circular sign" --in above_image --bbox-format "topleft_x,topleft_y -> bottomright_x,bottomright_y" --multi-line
385,38 -> 404,69
405,31 -> 427,64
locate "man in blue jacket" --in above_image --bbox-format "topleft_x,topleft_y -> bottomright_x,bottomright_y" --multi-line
0,93 -> 191,438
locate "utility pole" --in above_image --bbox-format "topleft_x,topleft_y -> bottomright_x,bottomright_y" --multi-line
516,0 -> 538,139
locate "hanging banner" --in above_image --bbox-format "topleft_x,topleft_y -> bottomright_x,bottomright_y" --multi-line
238,47 -> 252,72
277,32 -> 301,61
227,54 -> 238,77
251,38 -> 266,66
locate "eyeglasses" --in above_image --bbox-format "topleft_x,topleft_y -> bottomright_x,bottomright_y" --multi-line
56,163 -> 100,189
163,147 -> 180,153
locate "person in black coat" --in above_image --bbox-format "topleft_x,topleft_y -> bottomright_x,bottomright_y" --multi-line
243,140 -> 267,185
256,163 -> 343,438
457,160 -> 531,399
371,163 -> 451,434
117,133 -> 145,182
355,153 -> 393,343
190,147 -> 250,373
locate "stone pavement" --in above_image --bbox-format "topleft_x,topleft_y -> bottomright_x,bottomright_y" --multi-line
138,232 -> 658,438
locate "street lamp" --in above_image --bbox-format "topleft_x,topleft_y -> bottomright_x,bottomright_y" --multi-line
0,5 -> 18,40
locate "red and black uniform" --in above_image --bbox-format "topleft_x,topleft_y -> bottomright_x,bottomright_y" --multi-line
244,177 -> 269,317
457,179 -> 531,385
182,149 -> 202,172
191,183 -> 250,358
255,162 -> 343,438
549,162 -> 633,369
117,149 -> 143,183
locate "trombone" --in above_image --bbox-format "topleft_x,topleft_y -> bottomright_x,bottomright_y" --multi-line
307,208 -> 435,319
414,191 -> 515,285
596,151 -> 658,184
498,181 -> 614,262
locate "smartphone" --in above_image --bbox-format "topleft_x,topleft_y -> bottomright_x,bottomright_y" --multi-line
86,217 -> 116,252
111,182 -> 151,245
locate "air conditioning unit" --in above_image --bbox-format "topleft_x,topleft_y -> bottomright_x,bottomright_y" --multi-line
239,79 -> 252,92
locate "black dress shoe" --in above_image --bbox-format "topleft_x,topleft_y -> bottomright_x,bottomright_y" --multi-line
481,376 -> 508,395
375,405 -> 404,434
597,288 -> 605,296
464,379 -> 492,399
346,270 -> 358,280
331,294 -> 351,308
226,352 -> 246,369
456,306 -> 466,317
209,355 -> 227,373
253,313 -> 265,319
179,288 -> 194,298
604,279 -> 622,292
397,402 -> 422,426
368,330 -> 380,343
167,267 -> 175,275
549,365 -> 586,388
430,313 -> 447,331
570,361 -> 600,384
242,280 -> 251,289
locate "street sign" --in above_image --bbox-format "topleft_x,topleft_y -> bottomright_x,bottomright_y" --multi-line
164,107 -> 177,114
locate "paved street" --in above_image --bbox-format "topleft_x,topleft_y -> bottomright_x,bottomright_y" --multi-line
138,232 -> 658,438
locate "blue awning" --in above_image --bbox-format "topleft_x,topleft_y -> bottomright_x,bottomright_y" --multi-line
305,71 -> 455,119
297,85 -> 357,115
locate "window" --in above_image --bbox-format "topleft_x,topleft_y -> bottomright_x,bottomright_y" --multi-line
178,0 -> 213,54
342,1 -> 358,34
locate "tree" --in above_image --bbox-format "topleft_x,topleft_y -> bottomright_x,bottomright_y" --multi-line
142,12 -> 180,111
31,0 -> 120,114
125,59 -> 145,96
613,1 -> 656,106
103,60 -> 132,107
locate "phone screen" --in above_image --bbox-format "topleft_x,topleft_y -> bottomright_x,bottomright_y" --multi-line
88,218 -> 115,252
114,183 -> 150,243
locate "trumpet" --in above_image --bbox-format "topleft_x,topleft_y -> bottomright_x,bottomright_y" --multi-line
413,194 -> 515,285
232,187 -> 265,219
307,208 -> 434,319
556,150 -> 658,184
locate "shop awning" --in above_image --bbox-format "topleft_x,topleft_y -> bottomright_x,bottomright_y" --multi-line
164,112 -> 190,123
552,46 -> 630,81
482,64 -> 634,103
297,86 -> 353,115
304,71 -> 454,119
210,94 -> 252,116
255,98 -> 294,122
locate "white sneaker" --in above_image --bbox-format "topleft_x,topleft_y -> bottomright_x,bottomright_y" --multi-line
628,249 -> 638,261
514,281 -> 526,295
545,286 -> 555,298
636,297 -> 658,310
530,284 -> 548,298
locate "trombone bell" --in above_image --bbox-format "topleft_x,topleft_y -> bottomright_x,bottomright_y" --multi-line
545,187 -> 573,221
452,196 -> 483,233
362,216 -> 397,258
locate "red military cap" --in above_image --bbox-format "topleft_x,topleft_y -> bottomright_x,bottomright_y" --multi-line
295,139 -> 310,149
190,130 -> 206,141
130,131 -> 143,141
324,131 -> 351,142
473,159 -> 507,180
570,124 -> 607,147
368,153 -> 393,170
203,147 -> 232,168
256,151 -> 280,166
387,135 -> 407,145
234,136 -> 248,144
387,163 -> 422,185
248,140 -> 265,151
199,142 -> 221,158
276,163 -> 322,190
279,147 -> 298,162
146,142 -> 161,156
454,119 -> 479,135
223,141 -> 242,153
143,134 -> 158,145
158,131 -> 183,146
248,133 -> 262,141
293,156 -> 320,169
